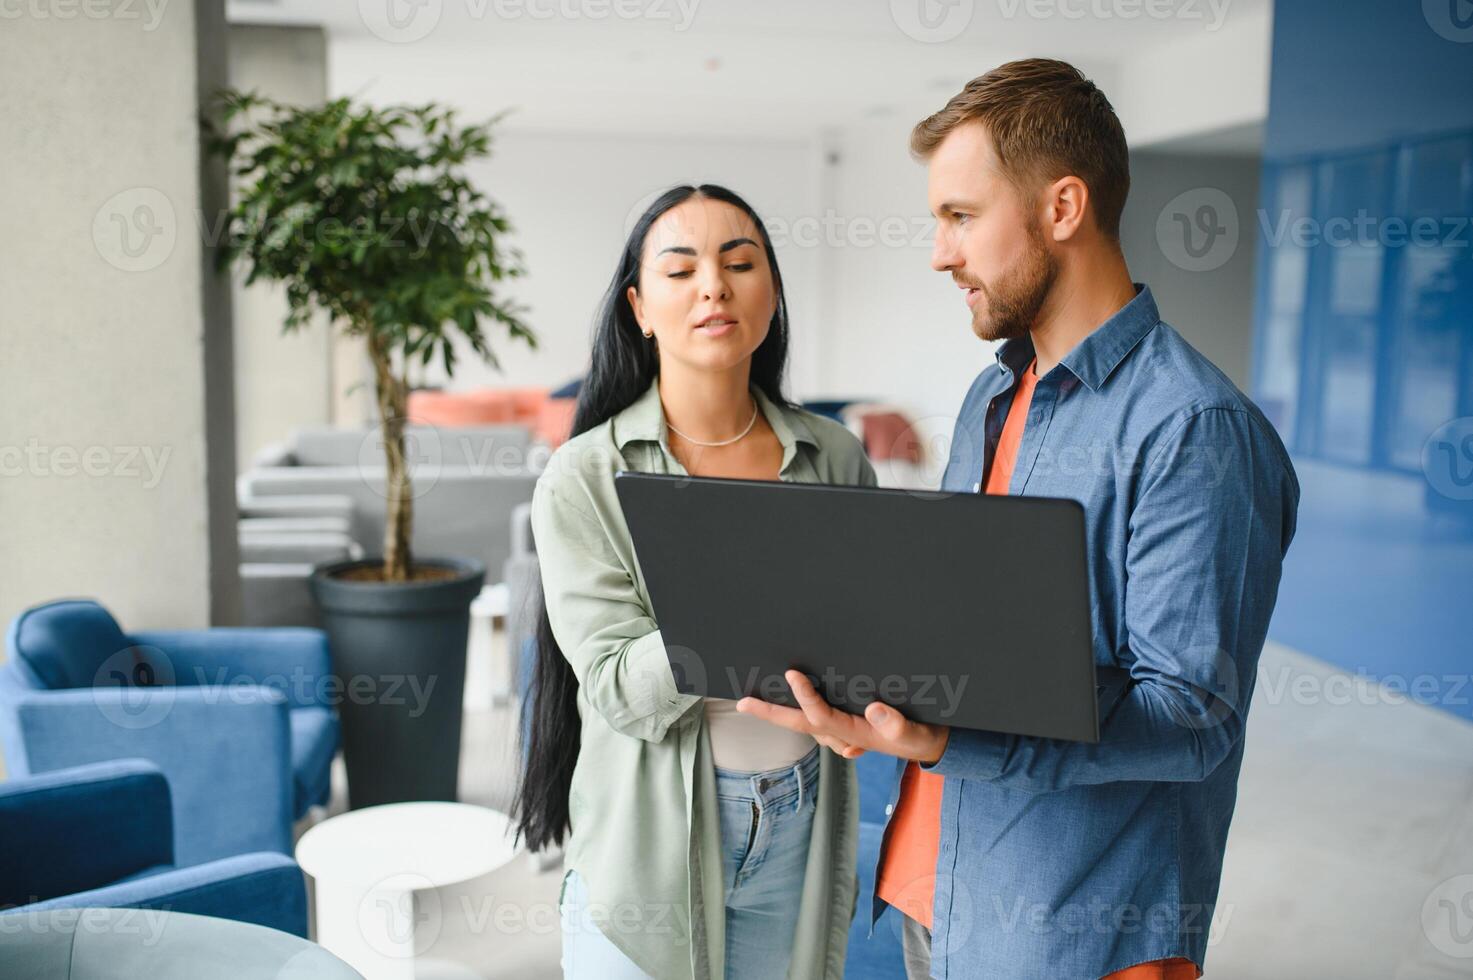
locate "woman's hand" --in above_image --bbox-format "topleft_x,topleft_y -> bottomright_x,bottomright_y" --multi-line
736,670 -> 951,764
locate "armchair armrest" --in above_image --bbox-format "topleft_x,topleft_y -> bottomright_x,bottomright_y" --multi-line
127,627 -> 332,709
6,852 -> 309,938
10,686 -> 293,866
0,759 -> 172,908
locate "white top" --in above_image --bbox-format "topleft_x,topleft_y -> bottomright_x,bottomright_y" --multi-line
295,801 -> 517,887
703,697 -> 816,773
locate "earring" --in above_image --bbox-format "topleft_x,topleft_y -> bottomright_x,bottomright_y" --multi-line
643,331 -> 653,339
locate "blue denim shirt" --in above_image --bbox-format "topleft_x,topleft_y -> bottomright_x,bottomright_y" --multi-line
869,285 -> 1299,978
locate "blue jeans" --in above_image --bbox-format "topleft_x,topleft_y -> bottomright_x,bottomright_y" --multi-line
560,746 -> 820,979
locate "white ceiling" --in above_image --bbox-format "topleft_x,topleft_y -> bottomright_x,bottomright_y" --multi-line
226,0 -> 1272,145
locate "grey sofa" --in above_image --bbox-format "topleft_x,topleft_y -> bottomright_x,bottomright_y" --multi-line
238,494 -> 360,628
238,425 -> 541,627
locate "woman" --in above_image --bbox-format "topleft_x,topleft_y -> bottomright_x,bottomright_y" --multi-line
514,184 -> 876,980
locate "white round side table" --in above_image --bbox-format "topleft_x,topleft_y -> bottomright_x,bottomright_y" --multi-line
296,801 -> 519,980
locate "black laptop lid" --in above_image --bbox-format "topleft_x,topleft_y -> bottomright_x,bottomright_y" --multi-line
614,472 -> 1098,743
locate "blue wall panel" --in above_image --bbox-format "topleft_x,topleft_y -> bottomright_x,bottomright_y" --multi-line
1255,0 -> 1473,718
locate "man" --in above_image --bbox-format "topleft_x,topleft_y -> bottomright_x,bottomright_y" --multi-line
737,59 -> 1299,979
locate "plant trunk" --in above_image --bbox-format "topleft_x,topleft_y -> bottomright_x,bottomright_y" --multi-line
367,327 -> 413,582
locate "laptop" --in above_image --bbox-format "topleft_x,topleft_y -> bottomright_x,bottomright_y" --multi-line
614,472 -> 1099,743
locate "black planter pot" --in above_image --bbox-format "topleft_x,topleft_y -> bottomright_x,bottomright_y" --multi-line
310,557 -> 485,809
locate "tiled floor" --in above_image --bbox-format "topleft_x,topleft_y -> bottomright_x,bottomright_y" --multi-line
1212,645 -> 1473,979
299,634 -> 1473,979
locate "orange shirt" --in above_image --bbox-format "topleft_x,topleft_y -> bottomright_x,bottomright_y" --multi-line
870,750 -> 947,927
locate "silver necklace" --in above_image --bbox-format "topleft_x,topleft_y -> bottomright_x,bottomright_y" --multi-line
666,400 -> 759,447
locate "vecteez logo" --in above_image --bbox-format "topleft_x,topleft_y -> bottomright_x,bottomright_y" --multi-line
1156,188 -> 1240,273
891,0 -> 975,42
1423,0 -> 1473,43
1423,418 -> 1473,501
92,187 -> 177,273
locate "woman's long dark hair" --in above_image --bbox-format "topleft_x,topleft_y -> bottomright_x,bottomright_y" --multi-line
513,184 -> 796,851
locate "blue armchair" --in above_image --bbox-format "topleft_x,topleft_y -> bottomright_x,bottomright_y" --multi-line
0,599 -> 339,866
0,759 -> 309,937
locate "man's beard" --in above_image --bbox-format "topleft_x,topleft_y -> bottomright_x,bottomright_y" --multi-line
968,222 -> 1058,342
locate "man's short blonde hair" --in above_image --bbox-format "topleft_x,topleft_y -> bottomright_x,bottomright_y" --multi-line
912,58 -> 1130,241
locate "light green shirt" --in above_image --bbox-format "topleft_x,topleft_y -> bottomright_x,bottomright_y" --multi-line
531,375 -> 878,980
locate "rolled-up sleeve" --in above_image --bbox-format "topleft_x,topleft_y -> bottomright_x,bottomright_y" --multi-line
927,407 -> 1295,792
530,475 -> 700,743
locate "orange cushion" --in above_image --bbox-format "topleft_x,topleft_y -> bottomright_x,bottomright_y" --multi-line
536,398 -> 577,448
407,388 -> 549,427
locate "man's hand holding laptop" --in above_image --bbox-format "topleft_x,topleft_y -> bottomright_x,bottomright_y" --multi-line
737,669 -> 951,764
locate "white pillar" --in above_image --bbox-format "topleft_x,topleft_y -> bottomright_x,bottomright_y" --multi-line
0,0 -> 240,642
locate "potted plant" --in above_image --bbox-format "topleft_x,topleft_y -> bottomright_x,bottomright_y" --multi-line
208,92 -> 536,808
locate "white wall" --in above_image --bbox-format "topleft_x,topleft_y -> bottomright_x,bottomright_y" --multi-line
1119,151 -> 1263,389
820,117 -> 1005,483
227,24 -> 342,471
1115,3 -> 1272,148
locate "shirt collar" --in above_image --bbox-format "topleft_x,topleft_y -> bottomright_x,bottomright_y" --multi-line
995,283 -> 1160,392
612,374 -> 819,453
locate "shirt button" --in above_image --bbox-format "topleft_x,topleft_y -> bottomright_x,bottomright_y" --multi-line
885,804 -> 894,816
972,482 -> 981,493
